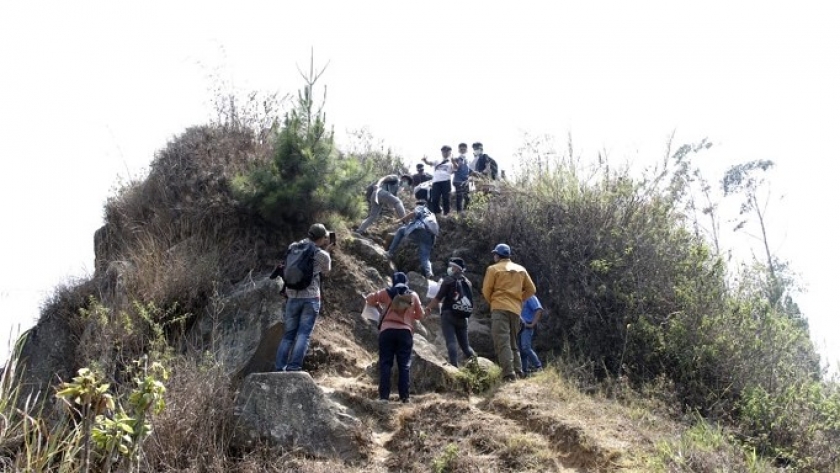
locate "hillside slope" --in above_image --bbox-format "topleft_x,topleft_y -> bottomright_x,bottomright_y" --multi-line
7,124 -> 812,472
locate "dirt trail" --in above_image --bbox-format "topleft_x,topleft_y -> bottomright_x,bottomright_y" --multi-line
306,231 -> 676,472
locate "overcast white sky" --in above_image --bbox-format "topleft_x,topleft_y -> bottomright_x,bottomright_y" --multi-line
1,1 -> 838,371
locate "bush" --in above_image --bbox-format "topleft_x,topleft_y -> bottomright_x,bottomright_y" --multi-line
232,64 -> 371,226
739,381 -> 840,470
651,417 -> 772,473
464,137 -> 836,468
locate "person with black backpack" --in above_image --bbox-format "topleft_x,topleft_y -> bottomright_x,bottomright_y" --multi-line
365,272 -> 424,403
424,257 -> 477,367
356,174 -> 412,235
471,142 -> 499,180
274,223 -> 334,372
386,199 -> 439,278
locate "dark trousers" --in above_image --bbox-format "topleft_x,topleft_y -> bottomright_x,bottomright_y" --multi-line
378,328 -> 413,400
454,181 -> 470,212
430,180 -> 451,215
441,311 -> 476,367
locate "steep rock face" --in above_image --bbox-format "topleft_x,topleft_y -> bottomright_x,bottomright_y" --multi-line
232,372 -> 367,461
188,275 -> 286,378
16,316 -> 77,404
467,316 -> 495,359
341,236 -> 394,278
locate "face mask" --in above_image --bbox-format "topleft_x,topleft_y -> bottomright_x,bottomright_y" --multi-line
473,150 -> 481,156
446,267 -> 455,277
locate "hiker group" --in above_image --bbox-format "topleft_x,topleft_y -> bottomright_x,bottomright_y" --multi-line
272,142 -> 546,404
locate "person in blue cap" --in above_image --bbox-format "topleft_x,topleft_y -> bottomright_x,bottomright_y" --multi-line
482,243 -> 536,382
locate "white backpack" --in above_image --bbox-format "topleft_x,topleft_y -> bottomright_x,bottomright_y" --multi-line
416,206 -> 439,236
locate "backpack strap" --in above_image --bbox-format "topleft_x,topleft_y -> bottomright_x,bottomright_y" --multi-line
377,291 -> 413,330
377,299 -> 394,331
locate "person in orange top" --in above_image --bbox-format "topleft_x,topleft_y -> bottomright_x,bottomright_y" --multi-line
366,272 -> 424,403
482,243 -> 537,382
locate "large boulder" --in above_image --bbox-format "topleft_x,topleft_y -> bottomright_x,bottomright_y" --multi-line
232,372 -> 367,461
341,236 -> 394,277
409,334 -> 460,392
188,275 -> 286,378
468,316 -> 495,359
15,316 -> 77,407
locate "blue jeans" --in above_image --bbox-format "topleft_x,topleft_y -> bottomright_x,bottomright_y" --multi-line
378,328 -> 413,400
441,311 -> 475,367
388,226 -> 435,277
274,297 -> 321,371
519,325 -> 542,372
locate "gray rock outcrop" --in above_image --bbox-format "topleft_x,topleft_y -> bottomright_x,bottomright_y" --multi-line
188,275 -> 286,378
232,372 -> 366,461
342,236 -> 394,277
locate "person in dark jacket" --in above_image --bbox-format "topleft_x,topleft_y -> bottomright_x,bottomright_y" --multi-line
453,143 -> 471,213
471,142 -> 497,180
425,257 -> 477,367
411,163 -> 433,187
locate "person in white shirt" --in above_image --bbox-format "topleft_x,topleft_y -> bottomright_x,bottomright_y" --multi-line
422,145 -> 454,216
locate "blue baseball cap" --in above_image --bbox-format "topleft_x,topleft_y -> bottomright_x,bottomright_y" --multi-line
492,243 -> 511,257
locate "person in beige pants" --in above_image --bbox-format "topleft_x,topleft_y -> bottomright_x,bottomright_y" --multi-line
482,243 -> 537,382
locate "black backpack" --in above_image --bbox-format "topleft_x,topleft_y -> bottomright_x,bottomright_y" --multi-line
450,277 -> 474,318
486,156 -> 499,180
364,183 -> 376,204
283,241 -> 317,290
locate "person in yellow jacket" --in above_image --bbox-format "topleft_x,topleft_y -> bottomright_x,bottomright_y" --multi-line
482,243 -> 537,382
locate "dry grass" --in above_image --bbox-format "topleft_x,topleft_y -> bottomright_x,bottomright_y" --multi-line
142,352 -> 237,472
385,398 -> 565,472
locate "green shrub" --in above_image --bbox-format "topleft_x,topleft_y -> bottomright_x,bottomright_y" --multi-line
739,381 -> 840,470
232,65 -> 370,226
651,417 -> 772,473
465,138 -> 835,468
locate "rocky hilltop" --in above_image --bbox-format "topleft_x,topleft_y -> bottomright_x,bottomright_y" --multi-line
7,123 -> 834,472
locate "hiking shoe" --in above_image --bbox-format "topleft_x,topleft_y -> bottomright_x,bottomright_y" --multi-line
400,397 -> 410,404
377,398 -> 390,404
503,374 -> 517,383
516,371 -> 527,379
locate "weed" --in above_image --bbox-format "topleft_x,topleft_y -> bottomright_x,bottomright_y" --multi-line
454,356 -> 501,394
431,443 -> 459,473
